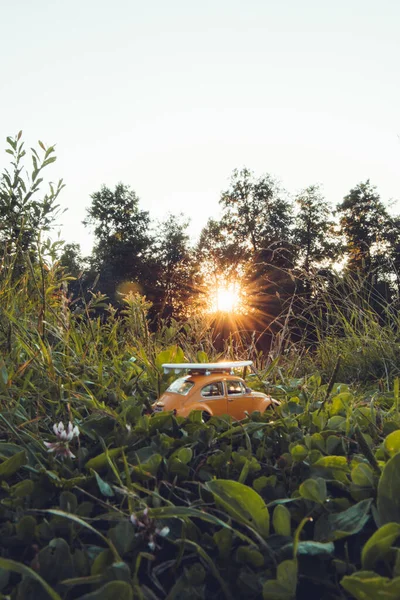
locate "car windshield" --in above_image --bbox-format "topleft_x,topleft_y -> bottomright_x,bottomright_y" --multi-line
166,378 -> 194,396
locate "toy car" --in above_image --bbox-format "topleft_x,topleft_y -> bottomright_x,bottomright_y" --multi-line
152,360 -> 279,421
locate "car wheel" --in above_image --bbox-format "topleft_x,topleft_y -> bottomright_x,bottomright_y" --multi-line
201,411 -> 211,423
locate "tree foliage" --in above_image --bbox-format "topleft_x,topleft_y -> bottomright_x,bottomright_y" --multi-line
336,180 -> 390,278
0,132 -> 64,269
293,185 -> 338,273
83,183 -> 152,302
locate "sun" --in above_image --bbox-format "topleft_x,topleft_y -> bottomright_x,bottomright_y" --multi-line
211,283 -> 242,313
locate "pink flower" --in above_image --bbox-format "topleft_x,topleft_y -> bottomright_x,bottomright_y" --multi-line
44,421 -> 80,459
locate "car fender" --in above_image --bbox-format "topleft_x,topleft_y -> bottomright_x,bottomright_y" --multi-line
259,396 -> 280,411
185,403 -> 215,417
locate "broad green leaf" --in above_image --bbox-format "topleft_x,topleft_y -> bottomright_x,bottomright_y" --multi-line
205,479 -> 270,538
384,430 -> 400,457
16,516 -> 36,542
290,445 -> 308,462
314,499 -> 372,542
273,505 -> 291,536
37,538 -> 73,583
196,351 -> 208,363
341,571 -> 400,600
378,453 -> 400,525
9,479 -> 34,498
78,580 -> 133,600
263,559 -> 297,600
299,478 -> 327,504
0,557 -> 62,600
175,447 -> 193,464
236,546 -> 264,567
351,462 -> 374,487
214,529 -> 233,560
0,450 -> 26,479
279,541 -> 334,558
85,447 -> 126,471
155,345 -> 184,370
362,523 -> 400,570
314,455 -> 348,471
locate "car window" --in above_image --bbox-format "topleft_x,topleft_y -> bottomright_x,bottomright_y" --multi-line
166,378 -> 194,396
201,382 -> 224,398
226,380 -> 246,395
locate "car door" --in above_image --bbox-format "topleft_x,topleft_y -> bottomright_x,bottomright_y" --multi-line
199,381 -> 227,415
225,379 -> 252,419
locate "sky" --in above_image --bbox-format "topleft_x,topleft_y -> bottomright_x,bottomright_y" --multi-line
1,0 -> 399,255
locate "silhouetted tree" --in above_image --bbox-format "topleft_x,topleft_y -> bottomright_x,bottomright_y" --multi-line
293,185 -> 338,274
83,183 -> 152,303
337,181 -> 390,281
150,214 -> 199,319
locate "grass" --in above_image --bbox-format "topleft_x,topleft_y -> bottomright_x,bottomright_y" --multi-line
0,244 -> 400,598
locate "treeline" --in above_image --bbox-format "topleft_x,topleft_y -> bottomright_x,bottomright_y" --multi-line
2,133 -> 400,348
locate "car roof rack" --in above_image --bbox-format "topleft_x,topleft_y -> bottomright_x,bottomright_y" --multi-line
162,361 -> 253,375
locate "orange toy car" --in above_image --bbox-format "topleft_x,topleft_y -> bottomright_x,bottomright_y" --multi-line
152,361 -> 279,421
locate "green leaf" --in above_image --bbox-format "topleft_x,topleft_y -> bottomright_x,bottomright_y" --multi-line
0,557 -> 62,600
42,157 -> 57,168
341,571 -> 400,600
236,546 -> 264,567
0,450 -> 26,479
351,462 -> 375,487
263,559 -> 297,600
290,445 -> 308,462
0,362 -> 8,385
38,538 -> 73,583
362,523 -> 400,570
213,528 -> 233,560
314,499 -> 372,542
196,350 -> 208,363
273,505 -> 291,536
205,479 -> 270,538
299,478 -> 327,504
384,430 -> 400,457
92,470 -> 114,497
378,453 -> 400,525
85,447 -> 126,471
314,455 -> 348,471
78,580 -> 133,600
280,541 -> 335,558
176,447 -> 193,464
16,516 -> 36,542
155,345 -> 185,370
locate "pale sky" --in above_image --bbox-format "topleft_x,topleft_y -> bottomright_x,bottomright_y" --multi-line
1,0 -> 399,255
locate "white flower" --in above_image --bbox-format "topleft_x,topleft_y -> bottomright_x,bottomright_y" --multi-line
44,421 -> 80,459
130,510 -> 170,552
156,526 -> 170,538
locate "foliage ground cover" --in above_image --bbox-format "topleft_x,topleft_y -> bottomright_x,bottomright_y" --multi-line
0,253 -> 400,600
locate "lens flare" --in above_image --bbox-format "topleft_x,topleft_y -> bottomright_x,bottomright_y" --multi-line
210,283 -> 242,313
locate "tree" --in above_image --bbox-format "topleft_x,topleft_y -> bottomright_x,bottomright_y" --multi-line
196,217 -> 246,282
150,214 -> 199,319
0,132 -> 64,270
336,181 -> 390,279
220,168 -> 293,257
293,185 -> 338,274
83,183 -> 152,303
59,243 -> 84,277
